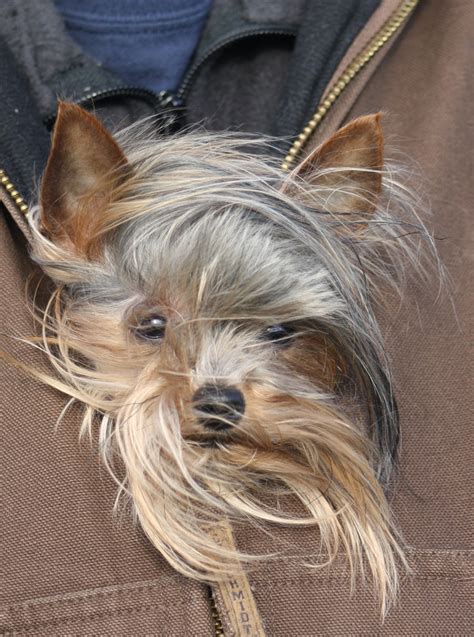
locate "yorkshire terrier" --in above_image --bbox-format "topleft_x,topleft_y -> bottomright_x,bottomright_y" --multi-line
26,102 -> 432,614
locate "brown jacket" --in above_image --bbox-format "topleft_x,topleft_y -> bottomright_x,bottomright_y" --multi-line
1,0 -> 472,634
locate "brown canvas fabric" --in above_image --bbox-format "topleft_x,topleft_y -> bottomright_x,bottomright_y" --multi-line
1,0 -> 473,634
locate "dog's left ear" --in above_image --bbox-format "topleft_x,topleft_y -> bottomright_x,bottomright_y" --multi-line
40,101 -> 130,253
287,113 -> 384,216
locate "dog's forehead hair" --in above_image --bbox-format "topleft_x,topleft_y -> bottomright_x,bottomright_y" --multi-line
111,209 -> 329,321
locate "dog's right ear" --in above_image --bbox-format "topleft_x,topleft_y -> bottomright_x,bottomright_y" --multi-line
40,101 -> 130,254
284,114 -> 384,224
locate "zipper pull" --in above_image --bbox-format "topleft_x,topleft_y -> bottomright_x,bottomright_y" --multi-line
157,90 -> 184,109
156,90 -> 185,133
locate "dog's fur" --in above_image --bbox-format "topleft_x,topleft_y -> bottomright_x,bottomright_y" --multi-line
26,102 -> 434,614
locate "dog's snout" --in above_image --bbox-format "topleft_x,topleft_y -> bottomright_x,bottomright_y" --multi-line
192,384 -> 245,430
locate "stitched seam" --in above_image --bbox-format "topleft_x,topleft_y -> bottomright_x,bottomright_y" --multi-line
6,579 -> 181,611
8,598 -> 189,633
250,549 -> 474,561
405,549 -> 474,557
7,556 -> 469,612
245,575 -> 474,586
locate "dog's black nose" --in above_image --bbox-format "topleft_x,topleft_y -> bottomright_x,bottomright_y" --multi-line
192,384 -> 245,431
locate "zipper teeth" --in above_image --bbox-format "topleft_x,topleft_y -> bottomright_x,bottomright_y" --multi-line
0,168 -> 28,214
76,86 -> 159,108
208,586 -> 225,636
44,86 -> 168,128
281,0 -> 419,170
177,28 -> 294,100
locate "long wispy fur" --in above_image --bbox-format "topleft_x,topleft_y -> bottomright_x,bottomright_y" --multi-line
26,115 -> 437,615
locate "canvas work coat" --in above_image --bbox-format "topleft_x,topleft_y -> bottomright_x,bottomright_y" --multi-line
1,0 -> 472,634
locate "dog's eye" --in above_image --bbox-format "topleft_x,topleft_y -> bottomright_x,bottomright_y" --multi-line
262,324 -> 294,345
132,315 -> 167,341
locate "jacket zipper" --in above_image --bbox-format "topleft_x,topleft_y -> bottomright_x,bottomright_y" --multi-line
281,0 -> 419,170
208,586 -> 225,636
176,28 -> 294,101
42,29 -> 294,130
0,168 -> 28,215
43,87 -> 183,130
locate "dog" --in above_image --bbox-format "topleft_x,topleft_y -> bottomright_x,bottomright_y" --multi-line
26,101 -> 433,614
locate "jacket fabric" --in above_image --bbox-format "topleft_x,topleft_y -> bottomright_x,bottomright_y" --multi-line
1,0 -> 473,634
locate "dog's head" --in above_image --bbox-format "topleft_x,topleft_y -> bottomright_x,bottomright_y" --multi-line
29,102 -> 428,611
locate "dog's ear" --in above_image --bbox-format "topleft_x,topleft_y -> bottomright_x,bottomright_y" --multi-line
288,113 -> 384,217
40,101 -> 130,253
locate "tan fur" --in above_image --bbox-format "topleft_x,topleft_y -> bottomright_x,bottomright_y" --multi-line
22,104 -> 439,616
